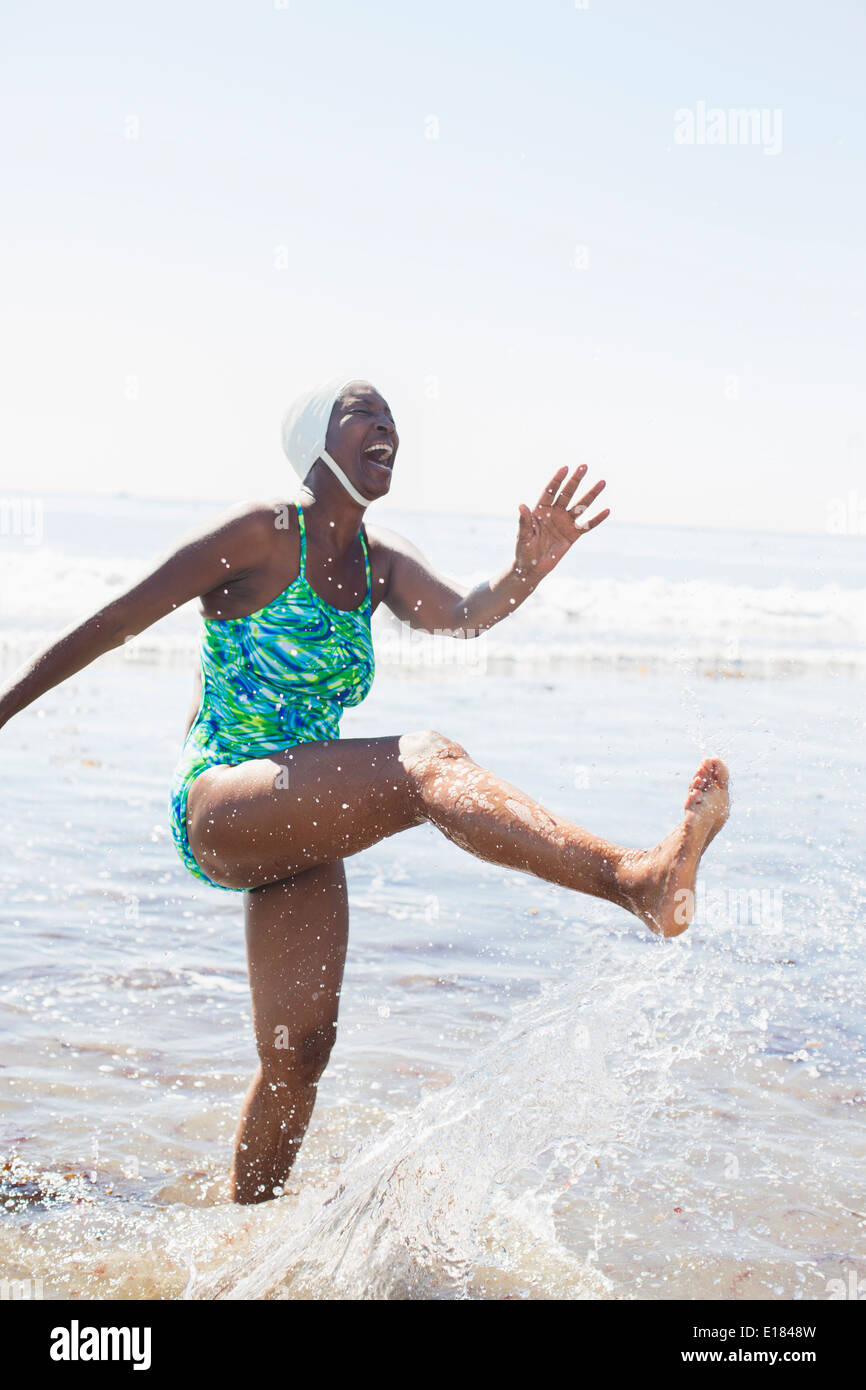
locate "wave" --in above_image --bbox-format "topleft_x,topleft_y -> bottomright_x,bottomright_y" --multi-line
2,551 -> 864,678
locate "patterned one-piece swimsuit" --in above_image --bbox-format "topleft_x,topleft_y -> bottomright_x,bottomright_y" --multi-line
169,503 -> 375,890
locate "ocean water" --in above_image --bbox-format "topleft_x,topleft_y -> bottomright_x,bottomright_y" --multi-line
0,494 -> 864,1300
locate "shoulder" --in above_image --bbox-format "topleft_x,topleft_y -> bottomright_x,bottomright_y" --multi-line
361,523 -> 439,609
205,497 -> 297,548
362,522 -> 425,564
233,497 -> 298,534
174,499 -> 298,581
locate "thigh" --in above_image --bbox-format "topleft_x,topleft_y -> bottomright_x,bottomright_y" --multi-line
186,733 -> 430,890
245,860 -> 349,1073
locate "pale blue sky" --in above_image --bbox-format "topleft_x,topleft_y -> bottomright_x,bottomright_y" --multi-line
2,0 -> 864,530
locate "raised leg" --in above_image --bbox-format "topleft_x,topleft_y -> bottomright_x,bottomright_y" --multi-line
187,730 -> 729,937
229,860 -> 349,1205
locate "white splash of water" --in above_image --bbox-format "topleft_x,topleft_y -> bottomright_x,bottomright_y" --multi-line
185,961 -> 708,1301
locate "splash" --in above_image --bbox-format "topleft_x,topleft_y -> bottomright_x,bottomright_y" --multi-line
185,965 -> 700,1301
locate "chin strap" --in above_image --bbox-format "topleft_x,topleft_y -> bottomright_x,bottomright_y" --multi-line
319,449 -> 375,506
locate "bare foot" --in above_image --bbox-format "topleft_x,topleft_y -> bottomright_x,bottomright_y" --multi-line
619,757 -> 730,938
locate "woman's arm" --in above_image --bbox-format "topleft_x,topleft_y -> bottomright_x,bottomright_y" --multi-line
376,465 -> 609,638
374,528 -> 539,637
0,502 -> 277,728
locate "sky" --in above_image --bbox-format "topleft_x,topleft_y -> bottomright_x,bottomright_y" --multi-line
1,0 -> 864,531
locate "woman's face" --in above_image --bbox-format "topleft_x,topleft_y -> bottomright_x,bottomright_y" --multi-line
324,380 -> 399,500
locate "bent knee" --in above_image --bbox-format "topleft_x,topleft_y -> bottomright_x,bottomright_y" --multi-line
261,1022 -> 337,1086
400,728 -> 468,773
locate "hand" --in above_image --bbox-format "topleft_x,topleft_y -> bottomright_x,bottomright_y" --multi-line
515,465 -> 609,581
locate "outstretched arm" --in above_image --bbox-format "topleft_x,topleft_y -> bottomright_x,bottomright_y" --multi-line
0,502 -> 276,728
377,465 -> 609,637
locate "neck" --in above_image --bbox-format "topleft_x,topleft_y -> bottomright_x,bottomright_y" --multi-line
299,466 -> 367,549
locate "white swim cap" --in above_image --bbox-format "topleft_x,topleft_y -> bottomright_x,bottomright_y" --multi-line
281,377 -> 375,506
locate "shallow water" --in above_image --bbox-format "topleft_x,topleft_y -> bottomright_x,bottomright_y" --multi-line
1,652 -> 864,1300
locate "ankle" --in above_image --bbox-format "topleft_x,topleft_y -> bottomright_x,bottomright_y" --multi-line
558,825 -> 637,907
608,845 -> 651,909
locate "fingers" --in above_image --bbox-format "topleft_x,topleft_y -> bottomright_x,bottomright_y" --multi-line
534,466 -> 569,511
573,506 -> 610,534
534,465 -> 603,514
556,465 -> 588,509
527,465 -> 610,541
568,478 -> 606,518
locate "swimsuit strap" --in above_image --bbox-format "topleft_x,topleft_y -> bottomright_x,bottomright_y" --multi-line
295,502 -> 307,578
359,525 -> 372,606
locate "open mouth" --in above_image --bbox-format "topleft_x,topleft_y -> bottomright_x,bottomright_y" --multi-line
362,442 -> 394,473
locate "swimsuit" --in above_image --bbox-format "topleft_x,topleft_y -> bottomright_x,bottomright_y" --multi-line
169,503 -> 375,890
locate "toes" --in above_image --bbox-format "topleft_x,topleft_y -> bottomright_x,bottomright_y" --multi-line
703,756 -> 729,785
684,758 -> 731,818
687,768 -> 713,799
690,757 -> 729,792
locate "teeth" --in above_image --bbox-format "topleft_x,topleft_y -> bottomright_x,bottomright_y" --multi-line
365,444 -> 392,458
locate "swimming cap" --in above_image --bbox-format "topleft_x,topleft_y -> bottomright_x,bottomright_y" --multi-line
281,377 -> 375,506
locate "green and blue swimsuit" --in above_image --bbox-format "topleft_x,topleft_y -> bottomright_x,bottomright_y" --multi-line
169,504 -> 375,890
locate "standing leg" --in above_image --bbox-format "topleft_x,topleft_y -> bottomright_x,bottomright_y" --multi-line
229,860 -> 348,1205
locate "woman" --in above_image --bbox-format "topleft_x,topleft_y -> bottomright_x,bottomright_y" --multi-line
0,377 -> 729,1205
